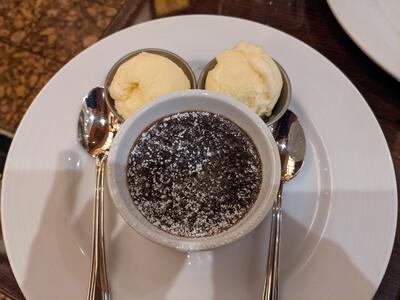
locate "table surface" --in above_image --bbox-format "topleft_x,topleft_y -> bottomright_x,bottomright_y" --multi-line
0,0 -> 399,299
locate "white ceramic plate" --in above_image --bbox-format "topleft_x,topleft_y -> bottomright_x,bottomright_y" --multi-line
327,0 -> 400,80
1,16 -> 397,300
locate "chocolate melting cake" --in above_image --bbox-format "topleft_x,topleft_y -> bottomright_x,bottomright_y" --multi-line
126,111 -> 262,237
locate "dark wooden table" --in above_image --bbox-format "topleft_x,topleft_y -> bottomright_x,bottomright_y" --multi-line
0,0 -> 399,299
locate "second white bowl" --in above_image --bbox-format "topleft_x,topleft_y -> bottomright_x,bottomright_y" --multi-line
107,89 -> 280,251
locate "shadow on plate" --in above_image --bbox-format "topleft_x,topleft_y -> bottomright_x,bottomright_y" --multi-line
19,152 -> 375,300
20,151 -> 186,299
211,200 -> 376,300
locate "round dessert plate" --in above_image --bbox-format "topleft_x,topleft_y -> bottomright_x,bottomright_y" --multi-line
327,0 -> 400,80
1,15 -> 397,300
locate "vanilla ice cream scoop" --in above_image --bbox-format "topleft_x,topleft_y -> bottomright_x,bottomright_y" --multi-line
205,41 -> 283,116
109,52 -> 190,119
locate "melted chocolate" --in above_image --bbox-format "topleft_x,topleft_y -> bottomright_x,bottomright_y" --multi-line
126,111 -> 262,237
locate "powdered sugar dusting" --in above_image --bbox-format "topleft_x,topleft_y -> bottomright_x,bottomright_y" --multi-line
126,111 -> 262,237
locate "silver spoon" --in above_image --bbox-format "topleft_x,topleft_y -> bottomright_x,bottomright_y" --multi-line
78,86 -> 119,300
262,110 -> 306,300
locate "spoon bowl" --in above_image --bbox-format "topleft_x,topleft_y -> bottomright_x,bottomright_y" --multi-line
78,87 -> 118,157
272,111 -> 306,181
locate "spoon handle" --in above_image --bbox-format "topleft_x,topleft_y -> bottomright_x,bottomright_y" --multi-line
263,181 -> 283,300
87,155 -> 111,300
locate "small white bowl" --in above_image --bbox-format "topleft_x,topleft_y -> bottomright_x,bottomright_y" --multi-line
106,89 -> 280,251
